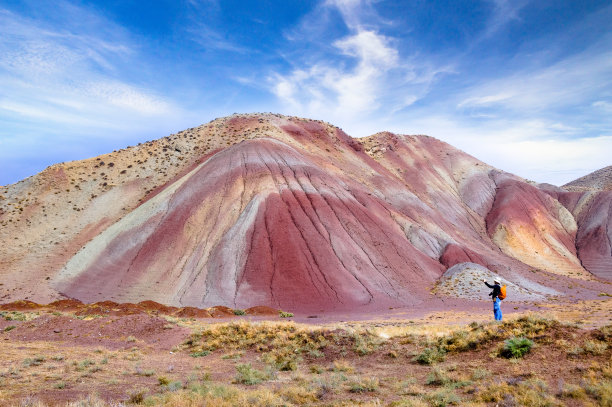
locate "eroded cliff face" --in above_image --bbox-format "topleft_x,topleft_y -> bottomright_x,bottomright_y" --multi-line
0,114 -> 609,310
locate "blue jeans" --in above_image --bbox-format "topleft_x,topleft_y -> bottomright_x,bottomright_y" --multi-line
493,298 -> 502,321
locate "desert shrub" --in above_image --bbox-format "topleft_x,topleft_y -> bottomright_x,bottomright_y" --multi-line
166,381 -> 183,392
308,348 -> 324,358
190,350 -> 210,357
387,350 -> 399,358
23,356 -> 45,367
157,376 -> 170,386
413,347 -> 446,365
598,324 -> 612,341
389,399 -> 428,407
221,352 -> 243,360
184,321 -> 330,355
3,325 -> 16,332
438,315 -> 557,357
311,373 -> 347,397
480,379 -> 559,406
512,378 -> 560,406
584,379 -> 612,406
348,376 -> 379,393
276,385 -> 318,404
583,340 -> 608,355
471,368 -> 491,381
425,389 -> 460,406
331,359 -> 354,373
1,311 -> 27,321
499,336 -> 533,358
135,369 -> 155,377
559,383 -> 587,399
567,345 -> 584,356
75,359 -> 95,371
426,367 -> 451,386
279,311 -> 293,318
353,330 -> 382,355
502,315 -> 558,337
261,348 -> 301,371
234,363 -> 271,385
233,309 -> 246,316
310,365 -> 324,374
128,388 -> 146,404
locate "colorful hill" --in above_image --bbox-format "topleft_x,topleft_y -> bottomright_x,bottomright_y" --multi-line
0,114 -> 610,311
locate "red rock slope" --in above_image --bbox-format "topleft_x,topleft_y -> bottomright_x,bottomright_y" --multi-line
0,114 -> 609,311
540,166 -> 612,281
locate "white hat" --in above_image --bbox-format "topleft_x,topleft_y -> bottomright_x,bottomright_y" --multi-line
494,279 -> 501,284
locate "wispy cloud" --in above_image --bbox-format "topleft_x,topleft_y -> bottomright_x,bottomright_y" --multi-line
482,0 -> 528,38
183,0 -> 252,54
269,1 -> 448,130
0,4 -> 179,131
0,2 -> 189,184
457,39 -> 612,114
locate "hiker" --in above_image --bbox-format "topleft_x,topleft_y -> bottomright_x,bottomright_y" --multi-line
483,278 -> 503,321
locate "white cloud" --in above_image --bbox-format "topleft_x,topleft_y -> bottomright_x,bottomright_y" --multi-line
270,0 -> 447,128
483,0 -> 528,38
0,4 -> 180,131
394,114 -> 612,186
84,81 -> 171,115
457,43 -> 612,113
272,29 -> 401,118
593,100 -> 612,112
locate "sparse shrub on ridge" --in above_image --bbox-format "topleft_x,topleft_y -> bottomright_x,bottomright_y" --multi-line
182,321 -> 332,357
261,348 -> 301,371
414,347 -> 446,365
348,376 -> 379,393
353,329 -> 382,355
234,363 -> 272,385
331,359 -> 354,373
425,388 -> 461,406
583,340 -> 608,355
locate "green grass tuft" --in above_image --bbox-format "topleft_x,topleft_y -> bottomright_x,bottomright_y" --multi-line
499,336 -> 534,359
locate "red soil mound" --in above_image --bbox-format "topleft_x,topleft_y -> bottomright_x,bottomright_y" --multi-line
0,300 -> 41,310
138,300 -> 178,314
0,300 -> 279,320
245,305 -> 279,316
208,306 -> 235,317
174,307 -> 212,318
48,299 -> 84,310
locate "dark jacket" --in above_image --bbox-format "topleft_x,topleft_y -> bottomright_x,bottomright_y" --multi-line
485,282 -> 501,299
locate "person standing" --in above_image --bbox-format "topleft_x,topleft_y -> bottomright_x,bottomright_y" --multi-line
483,278 -> 502,321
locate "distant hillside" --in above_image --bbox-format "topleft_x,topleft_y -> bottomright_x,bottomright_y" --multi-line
563,165 -> 612,192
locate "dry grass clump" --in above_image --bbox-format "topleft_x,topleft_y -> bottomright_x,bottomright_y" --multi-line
411,314 -> 559,365
233,363 -> 274,385
183,320 -> 380,361
0,310 -> 39,321
479,377 -> 562,406
184,321 -> 328,353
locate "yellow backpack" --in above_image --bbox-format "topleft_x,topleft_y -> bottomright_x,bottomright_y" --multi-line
499,285 -> 507,300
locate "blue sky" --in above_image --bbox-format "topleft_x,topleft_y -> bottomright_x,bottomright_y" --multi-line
1,0 -> 611,186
